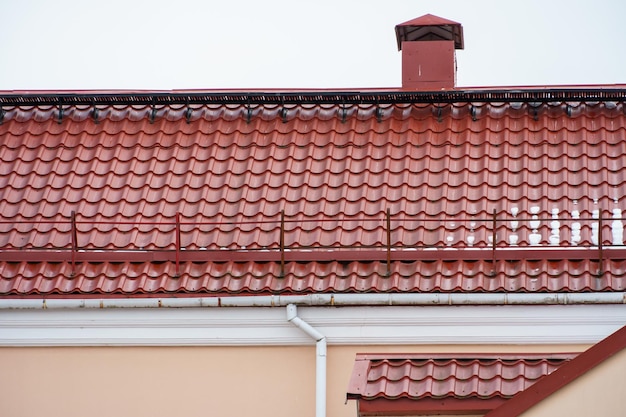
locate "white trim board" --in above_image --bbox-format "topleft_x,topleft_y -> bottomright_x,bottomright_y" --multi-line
1,304 -> 624,346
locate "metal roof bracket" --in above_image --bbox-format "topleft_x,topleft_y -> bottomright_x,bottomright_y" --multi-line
70,211 -> 78,277
490,209 -> 497,276
280,106 -> 288,123
470,104 -> 477,121
598,211 -> 604,276
386,209 -> 392,276
57,104 -> 64,124
91,106 -> 100,124
244,102 -> 252,124
174,212 -> 181,277
339,102 -> 347,123
280,210 -> 285,277
149,104 -> 157,124
529,102 -> 540,121
375,105 -> 383,123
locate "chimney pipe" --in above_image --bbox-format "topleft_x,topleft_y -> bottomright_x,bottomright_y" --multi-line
395,14 -> 464,90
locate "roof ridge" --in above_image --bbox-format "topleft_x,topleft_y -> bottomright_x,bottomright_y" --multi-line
2,88 -> 626,106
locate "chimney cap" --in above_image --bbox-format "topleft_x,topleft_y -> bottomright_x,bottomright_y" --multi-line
395,13 -> 464,51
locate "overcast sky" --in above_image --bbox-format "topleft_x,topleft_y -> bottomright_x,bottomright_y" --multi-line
1,0 -> 624,91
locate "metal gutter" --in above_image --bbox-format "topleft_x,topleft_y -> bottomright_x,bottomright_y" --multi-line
1,292 -> 625,309
1,88 -> 626,106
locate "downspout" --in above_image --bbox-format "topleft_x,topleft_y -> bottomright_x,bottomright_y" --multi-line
286,304 -> 326,417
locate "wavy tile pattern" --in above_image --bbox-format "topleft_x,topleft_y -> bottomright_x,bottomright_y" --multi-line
1,100 -> 626,295
1,259 -> 624,296
354,355 -> 568,400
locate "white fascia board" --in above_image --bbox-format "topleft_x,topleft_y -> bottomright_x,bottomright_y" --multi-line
1,304 -> 625,347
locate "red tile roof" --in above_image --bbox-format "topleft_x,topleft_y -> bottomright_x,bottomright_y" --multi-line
1,259 -> 624,297
1,91 -> 626,297
346,353 -> 573,415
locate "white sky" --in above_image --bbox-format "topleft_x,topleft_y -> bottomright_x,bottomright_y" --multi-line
0,0 -> 625,91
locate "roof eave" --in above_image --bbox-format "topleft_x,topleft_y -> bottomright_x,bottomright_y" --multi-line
355,397 -> 506,416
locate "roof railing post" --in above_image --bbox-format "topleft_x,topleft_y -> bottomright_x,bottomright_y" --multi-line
598,209 -> 604,276
386,209 -> 391,276
280,210 -> 285,277
70,210 -> 77,277
492,209 -> 497,269
175,212 -> 181,277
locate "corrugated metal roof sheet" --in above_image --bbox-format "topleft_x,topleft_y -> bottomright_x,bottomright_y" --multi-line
1,97 -> 626,296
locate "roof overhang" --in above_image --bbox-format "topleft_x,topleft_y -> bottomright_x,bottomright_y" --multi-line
347,353 -> 575,416
356,397 -> 505,416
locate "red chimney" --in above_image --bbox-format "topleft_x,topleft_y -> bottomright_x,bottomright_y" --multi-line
395,14 -> 464,90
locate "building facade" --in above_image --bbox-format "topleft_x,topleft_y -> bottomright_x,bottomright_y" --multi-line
1,14 -> 625,417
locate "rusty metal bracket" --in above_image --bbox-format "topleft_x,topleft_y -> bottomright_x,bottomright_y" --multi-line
339,102 -> 347,123
280,210 -> 285,277
598,210 -> 604,276
375,105 -> 383,123
57,104 -> 64,124
92,106 -> 100,124
386,209 -> 392,276
175,212 -> 181,277
491,209 -> 497,272
149,104 -> 157,124
244,103 -> 252,124
70,211 -> 78,276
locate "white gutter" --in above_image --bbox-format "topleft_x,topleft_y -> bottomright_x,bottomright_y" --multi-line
287,304 -> 326,417
1,292 -> 624,309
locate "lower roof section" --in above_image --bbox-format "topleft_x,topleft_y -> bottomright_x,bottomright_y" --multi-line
1,304 -> 624,347
347,353 -> 573,415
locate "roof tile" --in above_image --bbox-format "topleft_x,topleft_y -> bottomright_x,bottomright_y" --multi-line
2,100 -> 626,295
347,354 -> 570,402
1,258 -> 624,296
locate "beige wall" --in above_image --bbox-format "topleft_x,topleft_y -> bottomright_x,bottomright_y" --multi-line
519,347 -> 626,417
0,344 -> 589,417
